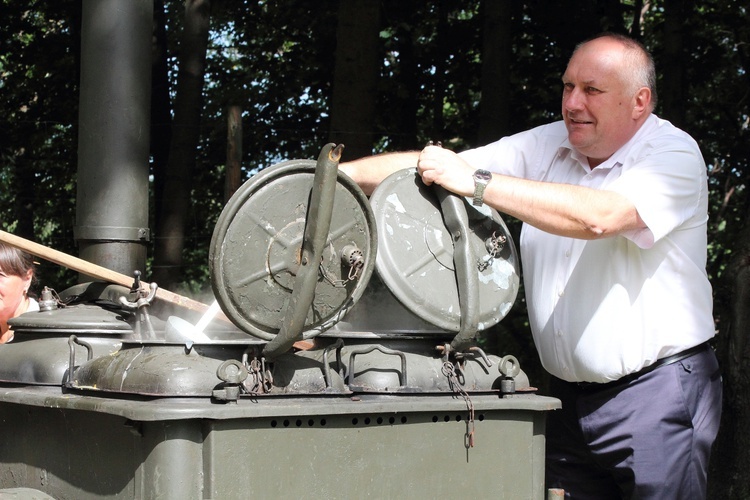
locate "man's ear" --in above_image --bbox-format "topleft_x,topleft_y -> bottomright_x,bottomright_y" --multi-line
632,87 -> 651,119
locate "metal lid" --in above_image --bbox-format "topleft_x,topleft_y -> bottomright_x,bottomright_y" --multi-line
209,159 -> 377,340
9,303 -> 134,335
368,168 -> 520,332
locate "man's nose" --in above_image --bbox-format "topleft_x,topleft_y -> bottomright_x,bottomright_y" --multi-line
564,87 -> 584,111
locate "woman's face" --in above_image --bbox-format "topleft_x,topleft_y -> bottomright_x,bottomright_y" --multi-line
0,269 -> 32,324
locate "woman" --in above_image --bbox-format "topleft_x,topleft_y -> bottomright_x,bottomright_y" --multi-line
0,242 -> 38,343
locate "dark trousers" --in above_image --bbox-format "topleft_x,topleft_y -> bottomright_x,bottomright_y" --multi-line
545,347 -> 722,499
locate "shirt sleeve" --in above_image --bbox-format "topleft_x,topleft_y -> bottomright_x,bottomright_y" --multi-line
608,134 -> 707,248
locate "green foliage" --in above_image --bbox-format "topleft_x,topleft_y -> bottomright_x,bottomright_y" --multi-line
0,0 -> 79,290
1,0 -> 748,319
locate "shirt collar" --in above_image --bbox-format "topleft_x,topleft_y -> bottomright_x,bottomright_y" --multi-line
557,114 -> 658,172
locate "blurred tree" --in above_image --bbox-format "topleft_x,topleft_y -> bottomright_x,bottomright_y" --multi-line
328,0 -> 381,160
0,0 -> 80,288
477,0 -> 516,144
152,0 -> 212,290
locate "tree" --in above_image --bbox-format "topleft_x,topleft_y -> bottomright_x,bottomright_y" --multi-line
477,1 -> 515,144
0,0 -> 80,287
151,0 -> 212,290
328,0 -> 381,160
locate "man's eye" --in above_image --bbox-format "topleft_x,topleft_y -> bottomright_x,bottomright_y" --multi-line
586,86 -> 602,94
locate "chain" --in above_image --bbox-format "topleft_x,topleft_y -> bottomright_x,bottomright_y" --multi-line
320,247 -> 365,287
242,357 -> 273,395
477,231 -> 507,271
441,359 -> 476,448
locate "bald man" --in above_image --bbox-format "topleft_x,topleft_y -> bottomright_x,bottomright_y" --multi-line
342,33 -> 721,499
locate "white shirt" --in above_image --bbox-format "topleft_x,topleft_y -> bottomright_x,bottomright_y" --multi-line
27,297 -> 40,313
460,115 -> 714,382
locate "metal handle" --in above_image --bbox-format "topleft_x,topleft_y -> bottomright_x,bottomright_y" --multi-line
66,335 -> 94,386
322,338 -> 345,389
263,143 -> 344,359
434,185 -> 480,351
347,344 -> 408,391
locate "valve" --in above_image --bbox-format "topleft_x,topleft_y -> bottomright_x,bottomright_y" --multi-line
119,271 -> 158,341
38,286 -> 59,312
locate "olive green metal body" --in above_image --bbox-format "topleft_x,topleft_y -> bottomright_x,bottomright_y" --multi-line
0,386 -> 556,499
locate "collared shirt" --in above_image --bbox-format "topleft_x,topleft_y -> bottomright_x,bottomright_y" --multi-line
460,115 -> 714,382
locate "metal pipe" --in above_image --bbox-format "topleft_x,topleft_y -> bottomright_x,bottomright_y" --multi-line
76,0 -> 152,277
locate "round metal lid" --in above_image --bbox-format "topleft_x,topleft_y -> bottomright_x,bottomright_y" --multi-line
368,168 -> 520,332
9,303 -> 134,335
209,160 -> 377,340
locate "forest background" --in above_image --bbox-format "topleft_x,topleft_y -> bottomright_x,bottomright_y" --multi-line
1,0 -> 749,497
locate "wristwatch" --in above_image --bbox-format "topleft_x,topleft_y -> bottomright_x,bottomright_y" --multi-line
472,169 -> 492,206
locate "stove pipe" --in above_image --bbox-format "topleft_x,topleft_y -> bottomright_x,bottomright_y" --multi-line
75,0 -> 152,278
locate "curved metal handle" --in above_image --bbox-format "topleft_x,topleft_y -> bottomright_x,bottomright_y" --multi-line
66,335 -> 94,386
263,143 -> 344,359
434,185 -> 480,351
322,338 -> 345,389
347,344 -> 408,391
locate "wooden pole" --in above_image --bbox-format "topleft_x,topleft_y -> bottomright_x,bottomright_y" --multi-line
0,230 -> 217,317
0,230 -> 314,350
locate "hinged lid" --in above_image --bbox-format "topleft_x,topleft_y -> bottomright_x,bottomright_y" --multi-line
368,168 -> 520,333
209,159 -> 377,340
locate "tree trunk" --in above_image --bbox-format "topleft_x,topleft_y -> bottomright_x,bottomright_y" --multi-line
430,0 -> 447,140
388,9 -> 419,151
13,152 -> 36,240
152,0 -> 211,289
709,210 -> 750,496
150,0 -> 172,240
478,0 -> 514,145
328,0 -> 381,161
224,105 -> 242,202
660,0 -> 688,127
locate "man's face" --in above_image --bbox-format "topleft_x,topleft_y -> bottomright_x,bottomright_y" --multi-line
561,38 -> 643,167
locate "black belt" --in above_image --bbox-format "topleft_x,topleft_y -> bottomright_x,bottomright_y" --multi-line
574,341 -> 711,390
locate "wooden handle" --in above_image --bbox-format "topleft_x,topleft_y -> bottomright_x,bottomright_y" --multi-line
0,230 -> 317,350
0,230 -> 218,317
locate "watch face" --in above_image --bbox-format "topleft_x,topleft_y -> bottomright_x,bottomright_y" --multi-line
474,169 -> 492,182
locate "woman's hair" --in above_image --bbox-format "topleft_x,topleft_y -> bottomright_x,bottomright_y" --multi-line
0,242 -> 36,281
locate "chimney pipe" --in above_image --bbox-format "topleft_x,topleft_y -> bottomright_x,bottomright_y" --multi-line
75,0 -> 152,279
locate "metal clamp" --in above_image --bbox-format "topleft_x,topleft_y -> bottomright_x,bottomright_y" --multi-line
241,351 -> 274,396
213,359 -> 250,403
498,354 -> 521,394
119,274 -> 158,341
425,140 -> 480,350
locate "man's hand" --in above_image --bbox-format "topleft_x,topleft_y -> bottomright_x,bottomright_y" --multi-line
417,144 -> 476,197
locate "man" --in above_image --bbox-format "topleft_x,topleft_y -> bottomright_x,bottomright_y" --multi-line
341,33 -> 722,499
